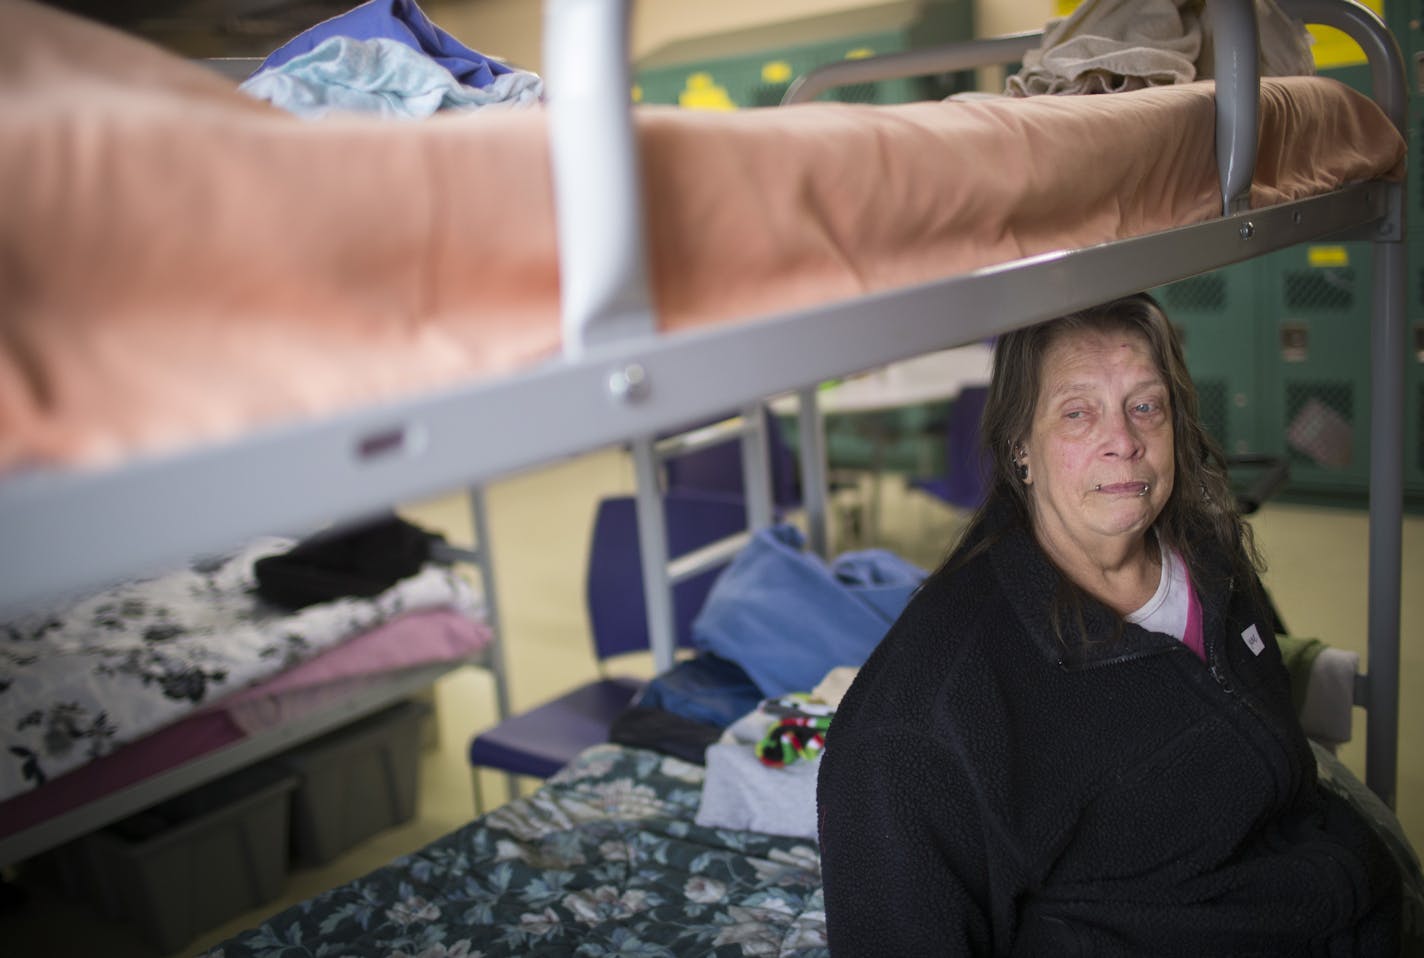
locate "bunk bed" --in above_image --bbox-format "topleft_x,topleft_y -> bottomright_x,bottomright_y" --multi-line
0,0 -> 1416,950
0,510 -> 506,871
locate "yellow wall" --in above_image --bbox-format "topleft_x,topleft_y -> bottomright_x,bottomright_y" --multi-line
1049,0 -> 1387,70
426,0 -> 1054,74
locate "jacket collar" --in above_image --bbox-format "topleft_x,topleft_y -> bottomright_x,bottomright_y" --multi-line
982,497 -> 1184,671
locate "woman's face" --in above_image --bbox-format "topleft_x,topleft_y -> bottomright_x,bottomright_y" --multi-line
1021,327 -> 1175,559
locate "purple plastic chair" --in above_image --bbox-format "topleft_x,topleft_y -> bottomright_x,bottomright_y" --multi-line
662,408 -> 801,511
466,490 -> 748,811
908,385 -> 991,511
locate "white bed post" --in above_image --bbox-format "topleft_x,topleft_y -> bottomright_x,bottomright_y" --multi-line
543,0 -> 655,356
739,404 -> 775,531
1205,0 -> 1260,215
464,486 -> 520,801
630,436 -> 678,674
796,387 -> 832,558
544,0 -> 679,673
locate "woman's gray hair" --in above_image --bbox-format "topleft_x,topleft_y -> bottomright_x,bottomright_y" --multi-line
952,293 -> 1263,632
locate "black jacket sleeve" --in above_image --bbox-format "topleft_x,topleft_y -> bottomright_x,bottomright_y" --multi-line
818,723 -> 996,956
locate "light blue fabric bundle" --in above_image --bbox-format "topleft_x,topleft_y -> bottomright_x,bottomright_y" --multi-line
240,36 -> 542,120
251,0 -> 514,89
690,524 -> 925,697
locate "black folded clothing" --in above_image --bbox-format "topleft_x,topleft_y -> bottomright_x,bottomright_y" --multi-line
609,706 -> 723,766
254,514 -> 442,611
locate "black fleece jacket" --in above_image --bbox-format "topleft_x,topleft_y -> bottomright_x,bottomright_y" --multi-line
817,509 -> 1400,956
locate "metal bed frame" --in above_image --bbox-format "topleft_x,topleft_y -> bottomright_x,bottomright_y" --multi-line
0,0 -> 1407,812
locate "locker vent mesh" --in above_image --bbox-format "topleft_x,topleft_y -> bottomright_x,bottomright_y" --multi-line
1283,269 -> 1354,311
751,83 -> 791,106
1195,378 -> 1229,448
1284,381 -> 1354,469
834,82 -> 879,103
1165,274 -> 1227,312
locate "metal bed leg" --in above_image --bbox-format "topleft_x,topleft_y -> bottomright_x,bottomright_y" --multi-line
1204,0 -> 1260,215
739,403 -> 774,531
631,437 -> 678,675
465,485 -> 521,813
796,386 -> 832,559
1365,236 -> 1405,808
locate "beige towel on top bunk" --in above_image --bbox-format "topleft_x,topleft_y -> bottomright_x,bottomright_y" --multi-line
1007,0 -> 1315,96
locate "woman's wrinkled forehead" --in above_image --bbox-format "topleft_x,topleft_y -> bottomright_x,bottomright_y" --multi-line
1039,322 -> 1158,380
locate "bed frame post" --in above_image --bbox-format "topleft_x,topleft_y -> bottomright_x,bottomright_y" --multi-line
464,486 -> 520,802
1280,0 -> 1407,132
781,33 -> 1042,105
631,437 -> 678,673
1364,238 -> 1405,808
796,387 -> 832,558
739,404 -> 775,531
1281,0 -> 1409,809
1205,0 -> 1260,215
543,0 -> 655,356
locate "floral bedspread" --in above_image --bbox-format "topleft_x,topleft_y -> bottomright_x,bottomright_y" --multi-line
0,537 -> 479,802
207,744 -> 829,958
206,742 -> 1423,958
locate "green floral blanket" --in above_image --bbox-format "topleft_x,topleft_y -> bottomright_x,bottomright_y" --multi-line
208,741 -> 1421,958
207,744 -> 828,957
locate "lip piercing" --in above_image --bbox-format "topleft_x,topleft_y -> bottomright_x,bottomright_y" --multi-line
1093,483 -> 1151,496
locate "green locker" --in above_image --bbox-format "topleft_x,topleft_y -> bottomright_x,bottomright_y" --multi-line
1384,0 -> 1420,90
1254,239 -> 1375,497
633,0 -> 974,109
1153,264 -> 1261,457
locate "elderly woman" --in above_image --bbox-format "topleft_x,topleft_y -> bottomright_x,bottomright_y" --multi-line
816,295 -> 1401,955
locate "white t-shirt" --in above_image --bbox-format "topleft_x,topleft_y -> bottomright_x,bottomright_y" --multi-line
1127,542 -> 1191,642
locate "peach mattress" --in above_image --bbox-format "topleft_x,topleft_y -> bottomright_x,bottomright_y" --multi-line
0,0 -> 1406,471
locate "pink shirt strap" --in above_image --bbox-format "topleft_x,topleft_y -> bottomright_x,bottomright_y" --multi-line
1182,566 -> 1205,661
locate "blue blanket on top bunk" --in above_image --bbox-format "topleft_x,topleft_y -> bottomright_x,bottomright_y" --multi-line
241,38 -> 542,119
240,0 -> 541,119
252,0 -> 514,88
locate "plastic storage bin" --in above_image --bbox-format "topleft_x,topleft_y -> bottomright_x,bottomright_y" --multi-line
279,699 -> 429,866
87,763 -> 299,954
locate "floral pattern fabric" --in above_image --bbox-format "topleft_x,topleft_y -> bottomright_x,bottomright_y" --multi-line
207,744 -> 829,958
206,743 -> 1422,958
1,537 -> 480,802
